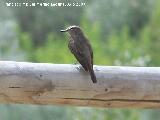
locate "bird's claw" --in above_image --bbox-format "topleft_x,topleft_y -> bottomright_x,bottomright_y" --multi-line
74,62 -> 77,65
73,61 -> 78,65
76,65 -> 85,72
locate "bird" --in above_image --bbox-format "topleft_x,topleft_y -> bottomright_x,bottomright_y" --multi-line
61,25 -> 97,83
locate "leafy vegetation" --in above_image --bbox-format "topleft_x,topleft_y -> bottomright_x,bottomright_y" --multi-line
0,0 -> 160,119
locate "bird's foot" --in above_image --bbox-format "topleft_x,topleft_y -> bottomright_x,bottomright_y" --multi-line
76,65 -> 85,72
73,61 -> 78,65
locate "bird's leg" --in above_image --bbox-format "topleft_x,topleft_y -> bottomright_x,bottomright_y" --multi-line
73,60 -> 84,71
76,65 -> 85,72
73,60 -> 78,65
73,61 -> 83,71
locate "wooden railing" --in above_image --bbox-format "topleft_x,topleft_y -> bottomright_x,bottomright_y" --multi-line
0,61 -> 159,108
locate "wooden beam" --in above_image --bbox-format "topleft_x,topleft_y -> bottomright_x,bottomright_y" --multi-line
0,61 -> 160,108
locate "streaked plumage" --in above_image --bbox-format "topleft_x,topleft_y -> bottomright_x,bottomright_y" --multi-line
61,25 -> 97,83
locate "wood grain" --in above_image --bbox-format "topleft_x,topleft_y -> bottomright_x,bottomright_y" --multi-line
0,61 -> 159,108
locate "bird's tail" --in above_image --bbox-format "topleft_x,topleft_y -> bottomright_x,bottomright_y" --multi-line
89,68 -> 97,83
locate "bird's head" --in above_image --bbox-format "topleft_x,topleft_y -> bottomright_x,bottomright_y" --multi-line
61,25 -> 82,36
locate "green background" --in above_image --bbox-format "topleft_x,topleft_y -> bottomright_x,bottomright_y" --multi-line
0,0 -> 160,119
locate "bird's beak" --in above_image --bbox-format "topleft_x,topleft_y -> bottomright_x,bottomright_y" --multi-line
60,29 -> 68,32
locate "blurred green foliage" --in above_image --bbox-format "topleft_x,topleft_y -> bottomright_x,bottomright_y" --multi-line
12,0 -> 84,45
69,108 -> 141,120
0,0 -> 160,119
18,15 -> 154,67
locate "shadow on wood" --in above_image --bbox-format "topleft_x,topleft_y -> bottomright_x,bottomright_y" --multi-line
0,61 -> 160,108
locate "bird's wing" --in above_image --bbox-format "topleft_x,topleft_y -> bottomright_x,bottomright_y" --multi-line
68,38 -> 88,71
86,39 -> 93,67
89,44 -> 93,66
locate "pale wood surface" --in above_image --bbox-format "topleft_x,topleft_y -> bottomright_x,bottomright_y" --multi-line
0,61 -> 160,108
